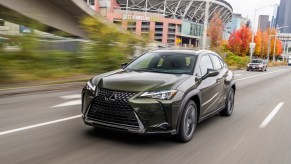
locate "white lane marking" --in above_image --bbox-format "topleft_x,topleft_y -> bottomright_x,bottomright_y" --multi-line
236,69 -> 286,82
52,100 -> 81,108
0,115 -> 82,136
234,74 -> 242,77
60,94 -> 81,100
259,102 -> 284,128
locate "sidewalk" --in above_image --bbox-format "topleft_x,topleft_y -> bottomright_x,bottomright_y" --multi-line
0,75 -> 91,98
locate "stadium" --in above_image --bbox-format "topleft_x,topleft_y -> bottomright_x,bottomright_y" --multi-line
92,0 -> 233,47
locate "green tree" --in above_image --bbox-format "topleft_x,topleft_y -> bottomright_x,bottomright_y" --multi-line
80,17 -> 140,73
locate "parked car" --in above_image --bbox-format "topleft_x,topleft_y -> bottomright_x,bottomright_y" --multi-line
288,56 -> 291,66
247,59 -> 267,72
81,49 -> 236,142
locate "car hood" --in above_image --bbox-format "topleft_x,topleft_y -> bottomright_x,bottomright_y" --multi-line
92,70 -> 191,92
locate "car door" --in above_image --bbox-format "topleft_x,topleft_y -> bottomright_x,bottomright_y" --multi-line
209,54 -> 227,109
197,54 -> 221,116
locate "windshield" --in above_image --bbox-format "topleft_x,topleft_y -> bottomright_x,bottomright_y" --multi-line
126,52 -> 197,75
251,60 -> 263,64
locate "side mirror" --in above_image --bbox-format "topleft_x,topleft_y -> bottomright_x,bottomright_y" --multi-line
121,63 -> 128,69
205,69 -> 219,78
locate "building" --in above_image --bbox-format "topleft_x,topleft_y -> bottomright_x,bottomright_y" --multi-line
270,5 -> 278,28
258,15 -> 270,32
89,0 -> 233,47
225,13 -> 249,34
277,0 -> 291,33
0,19 -> 35,35
0,19 -> 21,35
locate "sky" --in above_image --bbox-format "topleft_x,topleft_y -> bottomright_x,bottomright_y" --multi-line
226,0 -> 280,28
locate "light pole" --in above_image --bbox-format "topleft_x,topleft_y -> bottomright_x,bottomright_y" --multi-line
126,0 -> 129,16
202,0 -> 209,49
270,26 -> 289,63
250,4 -> 277,60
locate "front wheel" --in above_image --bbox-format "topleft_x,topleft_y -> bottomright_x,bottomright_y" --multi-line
176,100 -> 198,143
220,88 -> 235,117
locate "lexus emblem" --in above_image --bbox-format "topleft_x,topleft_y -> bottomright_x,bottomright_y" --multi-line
105,92 -> 117,102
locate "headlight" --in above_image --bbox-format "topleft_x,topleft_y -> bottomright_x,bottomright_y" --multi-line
139,90 -> 177,100
86,80 -> 96,91
259,65 -> 263,67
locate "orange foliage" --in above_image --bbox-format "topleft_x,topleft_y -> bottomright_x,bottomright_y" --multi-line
254,30 -> 262,56
228,25 -> 252,56
208,13 -> 223,47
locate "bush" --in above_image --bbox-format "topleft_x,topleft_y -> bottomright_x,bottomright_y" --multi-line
224,51 -> 250,69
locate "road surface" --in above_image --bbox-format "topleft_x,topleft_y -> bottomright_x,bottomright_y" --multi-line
1,67 -> 291,164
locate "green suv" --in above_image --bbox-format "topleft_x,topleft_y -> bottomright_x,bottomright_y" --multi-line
82,49 -> 236,142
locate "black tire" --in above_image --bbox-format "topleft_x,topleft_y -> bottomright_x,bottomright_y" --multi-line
220,88 -> 235,117
176,100 -> 198,143
247,69 -> 249,71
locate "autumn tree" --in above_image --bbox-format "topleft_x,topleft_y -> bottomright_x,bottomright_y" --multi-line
276,40 -> 283,55
254,30 -> 262,56
260,30 -> 269,57
208,13 -> 223,48
228,25 -> 252,56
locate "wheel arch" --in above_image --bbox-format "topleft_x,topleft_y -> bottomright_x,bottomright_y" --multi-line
176,89 -> 201,133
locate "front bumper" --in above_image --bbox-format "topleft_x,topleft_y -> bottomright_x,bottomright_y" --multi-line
81,87 -> 182,135
247,66 -> 264,70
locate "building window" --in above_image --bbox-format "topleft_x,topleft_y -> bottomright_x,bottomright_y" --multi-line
85,0 -> 94,5
113,19 -> 122,25
127,21 -> 136,32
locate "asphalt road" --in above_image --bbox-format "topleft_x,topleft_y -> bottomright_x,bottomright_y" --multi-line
1,66 -> 291,164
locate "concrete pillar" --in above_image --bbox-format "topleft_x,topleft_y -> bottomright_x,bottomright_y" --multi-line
189,38 -> 192,47
122,20 -> 127,30
136,20 -> 142,36
94,0 -> 99,12
162,22 -> 168,45
149,21 -> 155,41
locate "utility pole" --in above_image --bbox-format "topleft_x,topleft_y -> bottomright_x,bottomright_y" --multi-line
267,35 -> 273,62
126,0 -> 129,16
202,0 -> 209,49
273,36 -> 277,64
250,9 -> 257,60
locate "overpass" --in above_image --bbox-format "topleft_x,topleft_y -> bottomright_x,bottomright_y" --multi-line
0,0 -> 97,38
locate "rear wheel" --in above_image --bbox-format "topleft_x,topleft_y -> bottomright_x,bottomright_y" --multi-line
220,88 -> 235,117
176,100 -> 197,143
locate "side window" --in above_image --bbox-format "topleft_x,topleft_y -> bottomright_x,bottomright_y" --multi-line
219,58 -> 225,68
200,55 -> 214,76
210,54 -> 222,70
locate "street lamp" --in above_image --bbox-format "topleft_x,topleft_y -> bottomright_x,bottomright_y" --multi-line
267,26 -> 289,63
250,4 -> 278,60
202,0 -> 210,49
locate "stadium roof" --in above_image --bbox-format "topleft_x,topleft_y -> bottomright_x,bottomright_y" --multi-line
117,0 -> 233,26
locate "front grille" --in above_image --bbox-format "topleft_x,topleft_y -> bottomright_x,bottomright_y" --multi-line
87,88 -> 139,129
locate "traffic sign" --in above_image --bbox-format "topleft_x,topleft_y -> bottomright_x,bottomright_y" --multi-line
176,38 -> 182,44
250,42 -> 256,49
